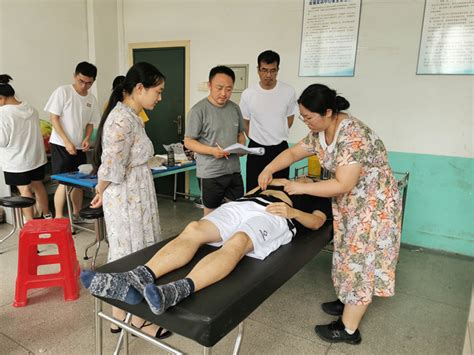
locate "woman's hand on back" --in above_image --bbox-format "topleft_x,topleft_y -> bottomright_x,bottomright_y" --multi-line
284,181 -> 306,195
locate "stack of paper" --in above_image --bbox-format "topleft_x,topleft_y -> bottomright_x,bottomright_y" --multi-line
223,143 -> 265,156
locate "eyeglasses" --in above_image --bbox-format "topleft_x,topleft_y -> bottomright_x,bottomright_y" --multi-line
258,68 -> 279,74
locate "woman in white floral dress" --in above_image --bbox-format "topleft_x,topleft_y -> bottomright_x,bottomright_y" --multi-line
91,62 -> 171,339
259,84 -> 401,345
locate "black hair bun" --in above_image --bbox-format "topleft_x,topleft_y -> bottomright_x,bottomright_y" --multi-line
335,95 -> 350,110
0,74 -> 12,84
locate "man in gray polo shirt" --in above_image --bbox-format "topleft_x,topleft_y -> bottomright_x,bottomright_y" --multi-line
184,66 -> 246,216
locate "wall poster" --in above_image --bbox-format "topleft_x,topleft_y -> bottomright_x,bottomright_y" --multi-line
417,0 -> 473,75
299,0 -> 362,77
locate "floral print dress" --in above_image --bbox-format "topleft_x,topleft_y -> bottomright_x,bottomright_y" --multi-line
98,102 -> 161,262
302,116 -> 402,305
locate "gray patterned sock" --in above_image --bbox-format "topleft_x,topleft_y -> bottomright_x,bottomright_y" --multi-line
80,265 -> 155,304
144,278 -> 195,315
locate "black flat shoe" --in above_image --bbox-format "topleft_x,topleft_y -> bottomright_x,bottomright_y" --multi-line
110,326 -> 121,334
133,321 -> 173,340
154,326 -> 173,340
110,317 -> 127,333
321,299 -> 344,316
314,317 -> 361,345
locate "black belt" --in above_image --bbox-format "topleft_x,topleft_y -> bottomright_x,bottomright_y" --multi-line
235,197 -> 296,237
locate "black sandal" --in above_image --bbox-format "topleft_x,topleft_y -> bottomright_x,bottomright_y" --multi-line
110,318 -> 126,334
155,327 -> 173,340
110,326 -> 121,334
110,317 -> 133,334
138,321 -> 173,340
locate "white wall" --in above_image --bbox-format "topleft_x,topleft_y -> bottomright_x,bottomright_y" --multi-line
1,0 -> 89,116
0,0 -> 472,158
123,0 -> 473,158
0,0 -> 119,211
0,0 -> 119,116
93,0 -> 120,109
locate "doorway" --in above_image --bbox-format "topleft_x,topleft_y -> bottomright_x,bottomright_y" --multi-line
129,41 -> 190,196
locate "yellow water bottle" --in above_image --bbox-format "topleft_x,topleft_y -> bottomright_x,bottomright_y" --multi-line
308,155 -> 321,177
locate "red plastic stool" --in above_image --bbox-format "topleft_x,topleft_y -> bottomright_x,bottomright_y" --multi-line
14,218 -> 80,307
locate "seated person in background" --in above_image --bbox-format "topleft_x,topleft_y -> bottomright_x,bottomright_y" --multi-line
81,178 -> 332,315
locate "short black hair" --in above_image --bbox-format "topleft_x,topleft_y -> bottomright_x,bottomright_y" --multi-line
258,50 -> 280,67
209,66 -> 235,83
75,61 -> 97,79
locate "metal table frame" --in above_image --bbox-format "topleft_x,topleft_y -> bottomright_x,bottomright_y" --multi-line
94,298 -> 244,355
151,163 -> 197,201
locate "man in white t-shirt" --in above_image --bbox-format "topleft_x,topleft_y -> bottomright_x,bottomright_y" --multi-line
44,62 -> 100,220
239,50 -> 299,191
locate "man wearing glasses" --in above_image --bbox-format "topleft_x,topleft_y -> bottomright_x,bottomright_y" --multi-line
44,61 -> 100,221
240,50 -> 298,191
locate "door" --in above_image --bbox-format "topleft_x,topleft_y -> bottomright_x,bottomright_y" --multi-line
133,47 -> 185,153
131,42 -> 189,196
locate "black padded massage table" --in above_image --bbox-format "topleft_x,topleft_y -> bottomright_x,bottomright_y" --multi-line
93,223 -> 333,354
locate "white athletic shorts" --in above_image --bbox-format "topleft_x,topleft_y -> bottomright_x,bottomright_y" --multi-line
203,198 -> 296,260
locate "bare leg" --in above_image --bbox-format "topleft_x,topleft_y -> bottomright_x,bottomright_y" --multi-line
111,307 -> 168,337
110,307 -> 152,333
81,219 -> 222,303
187,232 -> 253,291
16,185 -> 34,221
70,187 -> 83,216
30,180 -> 51,216
342,304 -> 368,330
145,219 -> 221,278
54,184 -> 66,218
111,306 -> 126,331
112,306 -> 126,321
143,232 -> 254,314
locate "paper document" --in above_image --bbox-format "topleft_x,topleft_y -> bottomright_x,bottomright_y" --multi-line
223,143 -> 265,156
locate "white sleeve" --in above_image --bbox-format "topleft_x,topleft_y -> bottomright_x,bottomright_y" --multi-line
44,87 -> 64,116
286,88 -> 299,117
239,89 -> 251,120
88,96 -> 100,125
0,113 -> 11,147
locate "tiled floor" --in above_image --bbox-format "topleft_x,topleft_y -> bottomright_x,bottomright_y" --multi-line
0,198 -> 472,354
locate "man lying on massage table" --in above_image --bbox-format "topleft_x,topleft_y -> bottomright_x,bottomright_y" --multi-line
81,178 -> 332,315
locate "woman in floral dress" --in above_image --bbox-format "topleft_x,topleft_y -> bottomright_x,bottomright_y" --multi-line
90,62 -> 171,339
259,84 -> 402,344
